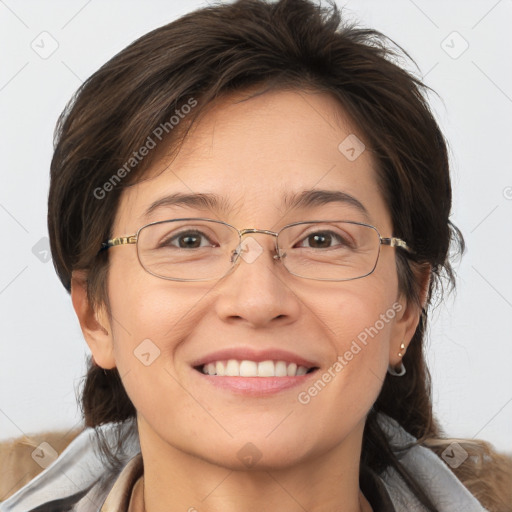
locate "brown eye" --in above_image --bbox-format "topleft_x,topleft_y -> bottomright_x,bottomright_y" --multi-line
296,230 -> 351,249
160,229 -> 216,249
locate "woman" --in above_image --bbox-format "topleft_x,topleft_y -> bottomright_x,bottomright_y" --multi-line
2,0 -> 509,510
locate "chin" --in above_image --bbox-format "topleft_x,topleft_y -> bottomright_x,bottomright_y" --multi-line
188,433 -> 317,472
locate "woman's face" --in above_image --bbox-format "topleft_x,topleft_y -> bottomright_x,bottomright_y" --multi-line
90,89 -> 417,470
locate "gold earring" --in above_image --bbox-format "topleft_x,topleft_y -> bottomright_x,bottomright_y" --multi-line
398,343 -> 405,357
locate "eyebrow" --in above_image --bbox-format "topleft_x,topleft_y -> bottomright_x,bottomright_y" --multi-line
143,192 -> 233,219
142,189 -> 370,221
282,189 -> 370,220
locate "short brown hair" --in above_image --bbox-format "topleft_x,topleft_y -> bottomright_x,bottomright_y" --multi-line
49,1 -> 466,509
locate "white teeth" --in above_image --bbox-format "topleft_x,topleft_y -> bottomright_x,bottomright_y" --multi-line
275,361 -> 287,377
287,362 -> 297,376
239,360 -> 258,377
216,361 -> 226,376
226,359 -> 239,376
258,360 -> 275,377
296,366 -> 308,376
200,359 -> 313,377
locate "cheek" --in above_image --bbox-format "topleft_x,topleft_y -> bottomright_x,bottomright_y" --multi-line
306,276 -> 399,402
105,260 -> 189,388
319,269 -> 398,351
105,258 -> 227,421
109,285 -> 197,364
270,279 -> 400,458
107,246 -> 196,349
106,283 -> 193,430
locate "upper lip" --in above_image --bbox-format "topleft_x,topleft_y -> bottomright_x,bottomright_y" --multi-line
191,347 -> 320,369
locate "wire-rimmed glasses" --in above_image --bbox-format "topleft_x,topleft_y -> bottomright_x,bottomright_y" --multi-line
100,218 -> 412,282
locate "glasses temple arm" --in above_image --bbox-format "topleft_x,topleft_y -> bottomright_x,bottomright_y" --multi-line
100,235 -> 137,252
381,237 -> 413,254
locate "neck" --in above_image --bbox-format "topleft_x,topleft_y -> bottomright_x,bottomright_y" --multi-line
137,417 -> 370,512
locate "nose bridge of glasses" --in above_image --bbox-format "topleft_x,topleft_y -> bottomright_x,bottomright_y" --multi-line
239,228 -> 278,238
236,228 -> 282,260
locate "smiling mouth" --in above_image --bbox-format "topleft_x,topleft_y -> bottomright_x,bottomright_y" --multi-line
194,359 -> 318,377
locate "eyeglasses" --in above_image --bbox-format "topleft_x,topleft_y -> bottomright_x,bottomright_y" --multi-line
100,218 -> 412,282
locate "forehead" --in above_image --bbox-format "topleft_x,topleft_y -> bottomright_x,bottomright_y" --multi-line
114,89 -> 391,233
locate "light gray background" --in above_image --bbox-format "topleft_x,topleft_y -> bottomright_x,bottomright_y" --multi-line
1,0 -> 511,452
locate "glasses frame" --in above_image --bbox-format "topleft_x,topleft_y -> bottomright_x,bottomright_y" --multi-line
100,218 -> 413,282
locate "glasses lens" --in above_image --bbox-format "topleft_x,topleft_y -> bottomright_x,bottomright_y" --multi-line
278,221 -> 380,281
137,219 -> 239,281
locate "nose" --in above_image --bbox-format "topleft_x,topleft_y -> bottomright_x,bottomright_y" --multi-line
213,232 -> 300,328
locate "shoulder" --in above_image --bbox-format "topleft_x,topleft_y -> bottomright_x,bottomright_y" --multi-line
0,420 -> 139,512
376,413 -> 503,511
422,437 -> 512,512
0,429 -> 82,503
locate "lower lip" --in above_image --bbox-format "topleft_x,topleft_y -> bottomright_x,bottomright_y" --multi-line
194,370 -> 318,396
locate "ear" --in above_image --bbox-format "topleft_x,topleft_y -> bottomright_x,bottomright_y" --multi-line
389,264 -> 431,366
70,270 -> 116,369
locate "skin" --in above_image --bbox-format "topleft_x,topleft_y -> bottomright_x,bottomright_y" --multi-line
72,89 -> 427,512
